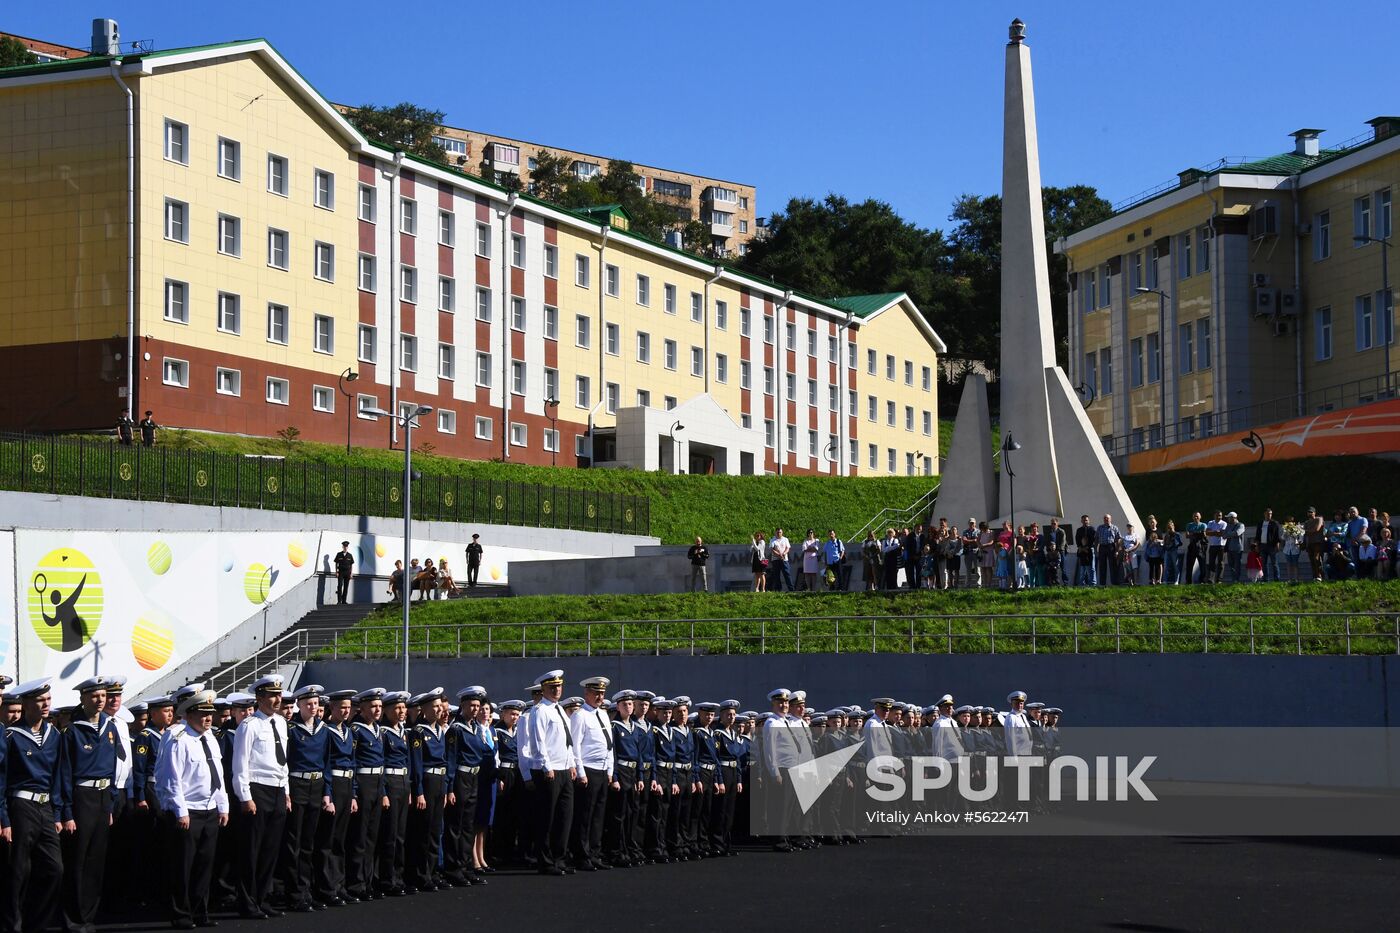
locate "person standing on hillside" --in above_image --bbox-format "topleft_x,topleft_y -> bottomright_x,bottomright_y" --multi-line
821,529 -> 847,591
139,410 -> 159,447
686,536 -> 711,593
1255,509 -> 1282,583
465,535 -> 484,589
333,541 -> 355,604
116,409 -> 135,446
768,528 -> 792,591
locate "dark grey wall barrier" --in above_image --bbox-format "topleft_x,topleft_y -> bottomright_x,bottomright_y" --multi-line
301,653 -> 1400,728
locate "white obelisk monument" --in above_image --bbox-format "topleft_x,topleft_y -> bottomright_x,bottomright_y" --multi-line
939,19 -> 1140,531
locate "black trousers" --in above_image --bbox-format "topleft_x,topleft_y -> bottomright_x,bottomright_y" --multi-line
62,784 -> 111,931
406,773 -> 445,888
764,768 -> 800,846
281,776 -> 322,907
166,809 -> 219,927
712,765 -> 741,853
529,769 -> 573,872
644,780 -> 670,857
347,776 -> 383,897
2,797 -> 63,933
313,775 -> 354,901
690,771 -> 715,852
236,782 -> 286,915
443,770 -> 479,879
666,779 -> 693,854
603,766 -> 638,861
336,574 -> 351,602
489,767 -> 521,863
467,562 -> 480,586
377,773 -> 409,891
570,767 -> 608,865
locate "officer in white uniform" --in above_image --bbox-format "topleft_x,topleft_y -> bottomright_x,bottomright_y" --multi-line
569,675 -> 614,871
522,670 -> 576,876
156,689 -> 229,930
230,674 -> 290,920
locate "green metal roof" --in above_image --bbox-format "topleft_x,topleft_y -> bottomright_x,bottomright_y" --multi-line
827,293 -> 905,318
0,54 -> 110,78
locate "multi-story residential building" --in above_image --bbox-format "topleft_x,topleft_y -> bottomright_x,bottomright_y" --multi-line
1057,120 -> 1399,463
0,32 -> 943,478
1,30 -> 88,63
428,125 -> 760,257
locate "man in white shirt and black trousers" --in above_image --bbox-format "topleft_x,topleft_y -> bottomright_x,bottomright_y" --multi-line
230,674 -> 291,920
522,670 -> 576,876
569,676 -> 615,871
156,689 -> 229,930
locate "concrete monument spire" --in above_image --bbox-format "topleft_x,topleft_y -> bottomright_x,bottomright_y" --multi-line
938,19 -> 1140,532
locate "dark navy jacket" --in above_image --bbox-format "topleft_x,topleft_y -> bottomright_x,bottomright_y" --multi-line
2,722 -> 65,826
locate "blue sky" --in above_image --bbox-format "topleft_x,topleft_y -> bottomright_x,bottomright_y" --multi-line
10,2 -> 1397,232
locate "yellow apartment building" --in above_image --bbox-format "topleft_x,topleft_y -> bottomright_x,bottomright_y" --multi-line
1057,121 -> 1399,459
0,33 -> 944,477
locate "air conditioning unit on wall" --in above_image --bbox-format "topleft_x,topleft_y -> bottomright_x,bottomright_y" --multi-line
1254,288 -> 1280,316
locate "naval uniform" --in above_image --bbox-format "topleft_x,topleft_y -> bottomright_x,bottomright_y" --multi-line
690,725 -> 722,855
2,721 -> 65,933
666,724 -> 696,857
490,723 -> 522,864
644,719 -> 673,860
522,699 -> 575,874
313,720 -> 357,903
281,715 -> 328,909
568,702 -> 614,869
346,718 -> 386,899
156,723 -> 229,928
444,718 -> 491,883
710,728 -> 747,855
58,712 -> 124,932
604,717 -> 642,864
406,721 -> 448,890
231,710 -> 289,917
376,723 -> 412,893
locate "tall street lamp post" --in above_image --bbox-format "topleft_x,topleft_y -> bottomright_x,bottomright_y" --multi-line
338,368 -> 359,454
1002,432 -> 1021,534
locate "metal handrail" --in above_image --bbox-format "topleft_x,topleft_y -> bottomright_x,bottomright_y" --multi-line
850,483 -> 941,544
205,629 -> 309,695
314,612 -> 1400,662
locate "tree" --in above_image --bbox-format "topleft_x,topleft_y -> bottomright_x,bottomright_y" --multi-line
0,37 -> 39,68
344,102 -> 447,164
529,149 -> 573,203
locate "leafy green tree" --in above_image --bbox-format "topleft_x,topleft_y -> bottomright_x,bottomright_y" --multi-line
528,149 -> 573,203
345,102 -> 447,164
0,37 -> 39,67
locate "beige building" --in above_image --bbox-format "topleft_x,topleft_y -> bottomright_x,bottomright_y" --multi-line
1057,119 -> 1399,458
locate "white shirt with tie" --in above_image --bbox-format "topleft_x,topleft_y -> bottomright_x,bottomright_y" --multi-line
931,715 -> 965,762
524,698 -> 575,772
998,709 -> 1034,756
156,724 -> 230,819
569,703 -> 614,774
232,709 -> 290,801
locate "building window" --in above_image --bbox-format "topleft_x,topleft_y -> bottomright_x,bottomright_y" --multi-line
436,410 -> 456,434
886,400 -> 896,426
807,330 -> 817,356
217,214 -> 240,257
1197,318 -> 1211,370
543,428 -> 559,451
358,184 -> 374,222
761,420 -> 774,448
764,316 -> 775,345
765,367 -> 776,395
267,154 -> 288,196
1355,196 -> 1372,243
217,137 -> 240,181
902,360 -> 912,385
637,331 -> 651,363
575,375 -> 590,408
431,342 -> 452,380
922,410 -> 933,436
1315,307 -> 1333,361
1147,332 -> 1161,384
1083,352 -> 1097,396
164,280 -> 188,324
921,366 -> 932,391
438,210 -> 454,246
544,244 -> 557,278
314,242 -> 335,281
1147,244 -> 1160,289
1100,347 -> 1114,395
476,223 -> 491,257
786,425 -> 797,453
216,367 -> 240,397
848,343 -> 857,369
358,395 -> 380,419
162,358 -> 189,388
1083,270 -> 1097,311
575,254 -> 590,288
713,300 -> 727,330
266,377 -> 289,405
785,322 -> 797,351
740,360 -> 752,389
358,324 -> 376,362
313,314 -> 334,354
400,265 -> 417,303
636,274 -> 650,306
1315,211 -> 1331,261
692,293 -> 704,323
576,315 -> 591,348
1198,227 -> 1212,273
394,198 -> 415,236
716,353 -> 728,383
605,323 -> 620,356
604,264 -> 620,298
1380,189 -> 1393,240
400,335 -> 418,372
904,406 -> 914,431
691,347 -> 704,377
437,276 -> 455,312
476,288 -> 492,322
267,228 -> 288,270
474,416 -> 493,440
885,355 -> 895,380
848,390 -> 857,417
1356,294 -> 1376,351
216,292 -> 240,335
511,234 -> 525,269
510,423 -> 527,447
1130,337 -> 1144,388
511,360 -> 525,395
1179,323 -> 1194,374
351,252 -> 374,292
311,385 -> 334,413
888,448 -> 896,473
808,430 -> 818,458
476,352 -> 492,387
740,307 -> 751,336
867,395 -> 876,421
1130,251 -> 1142,291
605,382 -> 619,414
1178,234 -> 1192,280
511,296 -> 526,332
867,349 -> 876,375
267,303 -> 288,345
808,379 -> 818,405
868,444 -> 877,470
786,375 -> 797,401
314,170 -> 335,210
667,340 -> 679,372
664,284 -> 677,315
164,119 -> 188,164
636,389 -> 651,408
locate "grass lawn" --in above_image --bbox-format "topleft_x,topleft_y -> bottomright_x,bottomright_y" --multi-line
324,580 -> 1400,659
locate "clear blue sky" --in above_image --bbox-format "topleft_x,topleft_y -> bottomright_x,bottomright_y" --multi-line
10,2 -> 1397,231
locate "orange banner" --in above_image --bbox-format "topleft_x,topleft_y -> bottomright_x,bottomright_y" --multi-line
1126,399 -> 1400,473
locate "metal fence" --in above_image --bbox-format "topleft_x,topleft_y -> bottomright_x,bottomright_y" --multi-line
0,432 -> 650,536
306,612 -> 1400,661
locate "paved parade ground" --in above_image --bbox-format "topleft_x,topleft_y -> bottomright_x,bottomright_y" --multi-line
95,834 -> 1398,933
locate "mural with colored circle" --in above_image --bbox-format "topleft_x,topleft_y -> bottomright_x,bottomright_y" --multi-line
27,547 -> 103,652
